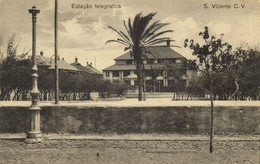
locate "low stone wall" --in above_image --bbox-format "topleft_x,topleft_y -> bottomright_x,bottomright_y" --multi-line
0,105 -> 259,135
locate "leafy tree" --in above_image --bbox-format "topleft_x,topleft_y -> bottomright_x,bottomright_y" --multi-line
59,72 -> 79,100
199,46 -> 260,100
0,55 -> 31,100
165,63 -> 187,100
6,34 -> 18,57
106,12 -> 173,101
38,68 -> 55,101
58,72 -> 99,100
0,35 -> 31,101
184,26 -> 233,153
0,36 -> 127,101
96,79 -> 112,98
230,47 -> 260,100
111,83 -> 128,97
185,75 -> 204,100
145,65 -> 162,92
81,74 -> 101,99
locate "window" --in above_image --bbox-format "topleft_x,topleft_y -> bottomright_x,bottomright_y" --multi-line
123,70 -> 130,76
169,59 -> 175,63
176,59 -> 182,64
158,59 -> 167,63
116,61 -> 125,64
112,71 -> 119,77
105,71 -> 109,77
126,60 -> 132,64
147,59 -> 153,64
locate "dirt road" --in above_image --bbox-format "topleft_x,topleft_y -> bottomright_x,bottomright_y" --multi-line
0,139 -> 259,164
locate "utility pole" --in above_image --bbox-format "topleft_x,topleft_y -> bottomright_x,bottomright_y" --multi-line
26,5 -> 41,143
55,0 -> 59,104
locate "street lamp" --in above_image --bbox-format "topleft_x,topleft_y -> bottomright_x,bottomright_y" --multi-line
26,5 -> 42,143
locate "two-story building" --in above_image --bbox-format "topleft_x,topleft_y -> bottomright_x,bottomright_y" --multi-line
103,42 -> 194,92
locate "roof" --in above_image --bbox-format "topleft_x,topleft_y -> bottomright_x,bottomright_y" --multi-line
71,62 -> 92,73
71,62 -> 103,75
36,55 -> 51,67
115,46 -> 186,60
86,66 -> 103,75
103,64 -> 166,71
49,59 -> 78,71
36,55 -> 78,71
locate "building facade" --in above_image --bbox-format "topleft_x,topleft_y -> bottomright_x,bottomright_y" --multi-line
36,51 -> 102,77
103,43 -> 194,92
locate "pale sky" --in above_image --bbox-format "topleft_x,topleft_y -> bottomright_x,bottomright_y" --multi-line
0,0 -> 259,70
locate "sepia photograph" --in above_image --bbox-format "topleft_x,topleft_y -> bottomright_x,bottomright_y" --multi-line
0,0 -> 259,163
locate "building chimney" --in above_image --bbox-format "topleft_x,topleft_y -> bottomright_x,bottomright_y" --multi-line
90,62 -> 92,67
40,50 -> 43,56
75,57 -> 78,62
166,38 -> 171,47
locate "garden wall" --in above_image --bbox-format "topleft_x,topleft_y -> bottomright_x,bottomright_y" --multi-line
0,105 -> 259,135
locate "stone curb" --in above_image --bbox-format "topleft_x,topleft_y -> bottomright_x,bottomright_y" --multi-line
1,100 -> 260,107
0,133 -> 259,141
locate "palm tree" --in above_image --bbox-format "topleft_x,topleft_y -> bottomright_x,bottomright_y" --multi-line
106,12 -> 173,101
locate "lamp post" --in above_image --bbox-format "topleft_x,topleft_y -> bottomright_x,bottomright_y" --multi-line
26,5 -> 41,143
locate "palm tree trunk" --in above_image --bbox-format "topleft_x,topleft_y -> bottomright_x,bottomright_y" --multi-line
136,59 -> 143,101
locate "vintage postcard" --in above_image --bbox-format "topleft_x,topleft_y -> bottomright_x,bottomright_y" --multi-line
0,0 -> 259,163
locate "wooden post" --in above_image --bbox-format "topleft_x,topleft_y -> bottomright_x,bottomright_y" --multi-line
55,0 -> 59,104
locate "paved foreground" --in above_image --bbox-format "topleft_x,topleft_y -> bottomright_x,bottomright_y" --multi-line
0,137 -> 259,164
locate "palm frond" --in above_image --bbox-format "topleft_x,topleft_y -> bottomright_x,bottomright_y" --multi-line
145,30 -> 173,44
147,39 -> 171,45
117,38 -> 130,45
140,20 -> 160,41
143,23 -> 171,41
136,13 -> 157,41
106,12 -> 175,60
146,37 -> 171,45
132,13 -> 143,43
128,17 -> 134,40
124,46 -> 132,51
123,20 -> 133,45
107,26 -> 132,46
120,31 -> 133,46
105,39 -> 129,46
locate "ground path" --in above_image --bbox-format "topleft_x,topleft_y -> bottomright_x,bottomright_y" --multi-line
0,134 -> 259,164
